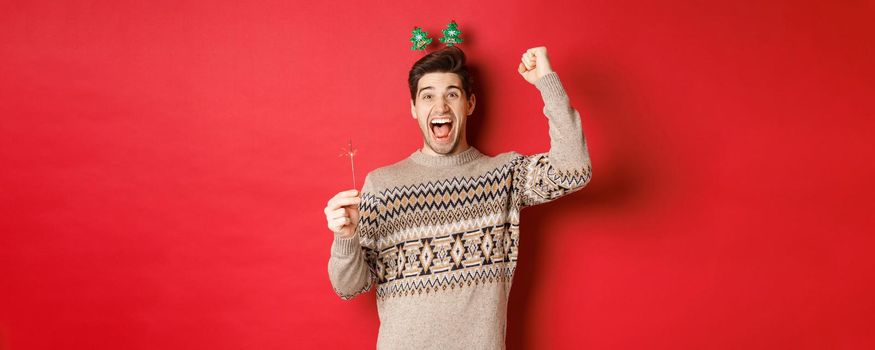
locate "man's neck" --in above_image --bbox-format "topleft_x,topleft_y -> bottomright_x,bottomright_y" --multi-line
420,143 -> 471,157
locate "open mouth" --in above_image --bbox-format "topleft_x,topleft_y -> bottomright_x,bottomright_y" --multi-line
430,117 -> 453,143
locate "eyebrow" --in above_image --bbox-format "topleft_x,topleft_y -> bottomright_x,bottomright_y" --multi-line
418,85 -> 462,96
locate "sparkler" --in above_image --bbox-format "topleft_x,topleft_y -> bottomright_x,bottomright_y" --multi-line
339,139 -> 358,189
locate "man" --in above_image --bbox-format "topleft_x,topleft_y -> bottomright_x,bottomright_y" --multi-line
324,45 -> 592,349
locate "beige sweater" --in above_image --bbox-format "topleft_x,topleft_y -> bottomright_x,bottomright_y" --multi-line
327,72 -> 592,349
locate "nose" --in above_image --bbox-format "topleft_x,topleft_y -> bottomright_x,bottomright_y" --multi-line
434,97 -> 450,114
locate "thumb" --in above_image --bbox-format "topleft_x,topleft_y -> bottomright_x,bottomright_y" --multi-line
530,47 -> 547,57
348,205 -> 360,223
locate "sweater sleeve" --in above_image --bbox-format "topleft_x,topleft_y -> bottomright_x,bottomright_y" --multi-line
327,174 -> 382,300
512,71 -> 593,208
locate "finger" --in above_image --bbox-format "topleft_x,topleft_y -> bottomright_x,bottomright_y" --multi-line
522,55 -> 533,70
327,189 -> 359,205
328,221 -> 342,232
346,205 -> 359,215
327,194 -> 361,210
533,49 -> 548,66
330,216 -> 351,228
333,196 -> 362,209
518,62 -> 527,74
328,220 -> 342,232
327,208 -> 346,220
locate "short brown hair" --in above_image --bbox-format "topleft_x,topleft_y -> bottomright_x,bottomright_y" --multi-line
408,46 -> 473,104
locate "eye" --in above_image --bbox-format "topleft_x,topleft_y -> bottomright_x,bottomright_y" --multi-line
448,92 -> 459,98
422,94 -> 432,100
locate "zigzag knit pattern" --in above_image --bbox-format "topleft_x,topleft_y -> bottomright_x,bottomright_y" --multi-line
350,153 -> 591,300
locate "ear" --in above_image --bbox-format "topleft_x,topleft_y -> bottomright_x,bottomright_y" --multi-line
410,99 -> 417,119
467,93 -> 476,116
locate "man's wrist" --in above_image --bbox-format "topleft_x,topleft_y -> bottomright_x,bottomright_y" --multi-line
536,70 -> 556,82
535,71 -> 568,105
332,231 -> 361,255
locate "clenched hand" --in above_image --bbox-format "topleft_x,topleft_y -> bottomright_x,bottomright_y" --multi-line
324,189 -> 362,238
517,46 -> 554,85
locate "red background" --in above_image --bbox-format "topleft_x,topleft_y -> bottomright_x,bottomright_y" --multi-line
2,1 -> 874,349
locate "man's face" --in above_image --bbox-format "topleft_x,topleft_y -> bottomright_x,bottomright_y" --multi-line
410,72 -> 476,155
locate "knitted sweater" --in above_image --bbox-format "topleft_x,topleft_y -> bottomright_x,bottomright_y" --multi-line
327,72 -> 592,349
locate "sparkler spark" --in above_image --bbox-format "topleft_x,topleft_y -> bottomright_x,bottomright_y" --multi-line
338,139 -> 358,189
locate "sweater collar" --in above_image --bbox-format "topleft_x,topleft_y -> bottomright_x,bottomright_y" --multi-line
409,146 -> 483,167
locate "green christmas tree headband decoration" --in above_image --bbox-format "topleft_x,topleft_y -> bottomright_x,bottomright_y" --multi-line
410,20 -> 464,51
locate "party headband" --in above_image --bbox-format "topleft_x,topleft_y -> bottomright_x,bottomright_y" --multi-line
410,20 -> 464,51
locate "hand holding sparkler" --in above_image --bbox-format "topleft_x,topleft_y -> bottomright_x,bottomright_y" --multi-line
324,140 -> 361,238
324,188 -> 361,238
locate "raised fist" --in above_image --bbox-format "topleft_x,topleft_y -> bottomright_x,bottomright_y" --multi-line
517,46 -> 554,85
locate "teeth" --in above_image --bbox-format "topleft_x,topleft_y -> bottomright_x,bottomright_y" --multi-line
431,118 -> 452,125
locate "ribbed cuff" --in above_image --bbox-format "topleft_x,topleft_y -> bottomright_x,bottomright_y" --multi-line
534,72 -> 569,105
332,232 -> 361,255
